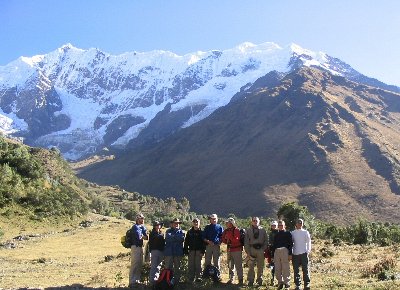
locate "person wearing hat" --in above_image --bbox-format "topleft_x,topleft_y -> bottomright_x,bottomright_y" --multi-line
164,218 -> 185,283
244,216 -> 268,286
221,217 -> 244,286
128,213 -> 148,288
271,220 -> 293,290
267,220 -> 279,286
184,218 -> 206,282
291,219 -> 311,290
202,214 -> 224,269
148,221 -> 165,285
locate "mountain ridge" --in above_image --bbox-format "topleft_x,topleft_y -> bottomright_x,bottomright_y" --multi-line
79,66 -> 400,224
1,42 -> 397,160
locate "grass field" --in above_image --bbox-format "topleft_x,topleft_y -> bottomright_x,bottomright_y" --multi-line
1,213 -> 400,290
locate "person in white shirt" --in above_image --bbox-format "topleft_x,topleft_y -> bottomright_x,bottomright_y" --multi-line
291,219 -> 311,290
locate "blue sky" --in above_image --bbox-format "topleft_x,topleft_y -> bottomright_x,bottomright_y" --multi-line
1,0 -> 399,86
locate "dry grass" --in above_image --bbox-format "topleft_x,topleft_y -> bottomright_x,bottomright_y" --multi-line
1,215 -> 400,289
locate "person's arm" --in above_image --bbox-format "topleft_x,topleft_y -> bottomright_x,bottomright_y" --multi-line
306,230 -> 312,253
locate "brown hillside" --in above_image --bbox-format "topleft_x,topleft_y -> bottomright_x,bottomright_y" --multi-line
79,67 -> 400,224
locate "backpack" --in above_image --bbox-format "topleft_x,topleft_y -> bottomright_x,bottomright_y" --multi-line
121,228 -> 133,248
239,228 -> 246,246
202,265 -> 221,283
153,269 -> 174,290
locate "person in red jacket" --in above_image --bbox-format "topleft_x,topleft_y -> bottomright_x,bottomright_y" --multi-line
222,217 -> 243,286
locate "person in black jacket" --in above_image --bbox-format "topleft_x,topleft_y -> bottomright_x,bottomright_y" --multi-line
148,221 -> 165,285
272,220 -> 293,290
184,218 -> 206,282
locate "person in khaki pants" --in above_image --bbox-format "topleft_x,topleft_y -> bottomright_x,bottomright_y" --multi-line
221,217 -> 244,286
271,220 -> 293,290
244,217 -> 268,286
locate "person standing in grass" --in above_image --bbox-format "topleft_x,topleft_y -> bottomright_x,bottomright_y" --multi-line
164,218 -> 185,283
272,220 -> 293,290
244,216 -> 268,287
291,218 -> 311,290
267,220 -> 279,285
129,213 -> 148,288
221,217 -> 244,286
184,218 -> 205,282
148,220 -> 165,285
202,214 -> 223,269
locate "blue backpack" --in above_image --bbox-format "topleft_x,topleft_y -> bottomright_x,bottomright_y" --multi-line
202,265 -> 221,283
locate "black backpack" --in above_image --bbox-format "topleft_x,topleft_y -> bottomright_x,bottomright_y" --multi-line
202,265 -> 221,283
153,269 -> 174,290
239,228 -> 246,246
121,228 -> 134,249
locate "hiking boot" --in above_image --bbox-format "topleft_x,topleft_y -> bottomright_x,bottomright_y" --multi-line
256,278 -> 263,286
277,284 -> 284,290
248,280 -> 254,286
294,286 -> 301,290
226,279 -> 233,284
284,284 -> 290,289
238,279 -> 244,286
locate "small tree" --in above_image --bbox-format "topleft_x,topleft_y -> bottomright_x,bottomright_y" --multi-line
277,202 -> 316,232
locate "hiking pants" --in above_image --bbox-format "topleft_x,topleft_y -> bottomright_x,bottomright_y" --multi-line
164,256 -> 182,282
205,244 -> 220,269
274,247 -> 290,286
292,252 -> 310,288
247,247 -> 265,283
150,250 -> 164,284
227,251 -> 243,282
129,246 -> 144,285
188,250 -> 203,281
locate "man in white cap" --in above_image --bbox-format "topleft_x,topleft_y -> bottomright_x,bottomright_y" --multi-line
291,219 -> 311,290
202,213 -> 223,269
222,217 -> 244,286
129,213 -> 148,288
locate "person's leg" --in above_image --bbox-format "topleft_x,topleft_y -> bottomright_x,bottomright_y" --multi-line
129,246 -> 143,285
292,254 -> 301,288
232,251 -> 243,283
274,249 -> 283,285
173,256 -> 182,283
188,250 -> 196,282
194,250 -> 203,279
212,245 -> 221,269
227,251 -> 234,282
256,249 -> 265,285
247,248 -> 256,284
281,248 -> 290,286
301,253 -> 311,289
164,256 -> 173,269
204,245 -> 212,266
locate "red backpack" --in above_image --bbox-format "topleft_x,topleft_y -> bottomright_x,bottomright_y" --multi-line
153,269 -> 174,290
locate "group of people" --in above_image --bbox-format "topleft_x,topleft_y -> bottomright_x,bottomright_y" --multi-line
128,213 -> 311,290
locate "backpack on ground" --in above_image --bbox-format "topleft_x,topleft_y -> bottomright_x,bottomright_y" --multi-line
202,265 -> 221,283
121,228 -> 133,248
153,268 -> 174,290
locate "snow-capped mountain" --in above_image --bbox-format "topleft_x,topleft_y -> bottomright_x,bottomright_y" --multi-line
0,42 -> 396,160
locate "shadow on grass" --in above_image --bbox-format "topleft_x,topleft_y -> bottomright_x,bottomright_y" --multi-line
15,281 -> 247,290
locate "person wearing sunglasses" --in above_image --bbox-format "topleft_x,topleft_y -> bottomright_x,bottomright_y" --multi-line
271,220 -> 293,290
202,214 -> 224,270
244,217 -> 268,286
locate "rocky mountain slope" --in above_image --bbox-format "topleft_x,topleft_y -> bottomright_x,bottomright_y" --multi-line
79,66 -> 400,223
1,42 -> 396,160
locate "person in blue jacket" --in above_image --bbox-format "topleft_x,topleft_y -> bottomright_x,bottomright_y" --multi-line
202,213 -> 224,269
164,218 -> 185,283
129,213 -> 148,288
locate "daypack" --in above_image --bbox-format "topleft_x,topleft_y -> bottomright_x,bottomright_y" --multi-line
202,265 -> 221,283
153,268 -> 174,290
239,228 -> 246,246
121,228 -> 133,248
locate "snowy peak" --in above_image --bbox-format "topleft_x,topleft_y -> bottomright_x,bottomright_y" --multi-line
0,42 -> 397,160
